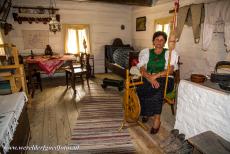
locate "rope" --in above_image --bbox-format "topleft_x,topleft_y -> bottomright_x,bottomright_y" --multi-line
163,0 -> 179,98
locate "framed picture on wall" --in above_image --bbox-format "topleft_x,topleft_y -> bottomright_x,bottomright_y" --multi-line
136,16 -> 146,31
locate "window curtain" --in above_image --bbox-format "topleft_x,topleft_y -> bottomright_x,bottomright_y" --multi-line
0,30 -> 5,55
64,24 -> 90,54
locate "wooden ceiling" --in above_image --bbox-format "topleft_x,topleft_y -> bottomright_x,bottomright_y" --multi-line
67,0 -> 158,6
89,0 -> 154,6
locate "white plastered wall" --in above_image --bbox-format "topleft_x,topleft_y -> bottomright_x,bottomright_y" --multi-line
7,0 -> 133,73
132,0 -> 230,79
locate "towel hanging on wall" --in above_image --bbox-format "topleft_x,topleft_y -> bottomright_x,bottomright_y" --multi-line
176,4 -> 204,44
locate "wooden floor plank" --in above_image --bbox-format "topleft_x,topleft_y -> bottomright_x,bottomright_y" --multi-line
54,87 -> 71,154
43,88 -> 58,154
27,89 -> 46,154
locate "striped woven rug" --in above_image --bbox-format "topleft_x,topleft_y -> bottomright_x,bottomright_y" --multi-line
69,86 -> 136,154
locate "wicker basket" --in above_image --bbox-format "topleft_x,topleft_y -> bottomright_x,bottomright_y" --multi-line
191,74 -> 206,83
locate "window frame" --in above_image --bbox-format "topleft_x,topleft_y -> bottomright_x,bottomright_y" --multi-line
154,16 -> 173,31
154,16 -> 173,48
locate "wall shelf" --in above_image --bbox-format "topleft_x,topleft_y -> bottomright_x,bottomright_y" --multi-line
13,6 -> 59,14
12,6 -> 60,24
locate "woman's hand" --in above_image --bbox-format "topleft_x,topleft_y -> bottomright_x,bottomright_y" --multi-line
148,74 -> 160,88
148,74 -> 157,82
151,80 -> 160,89
140,67 -> 150,78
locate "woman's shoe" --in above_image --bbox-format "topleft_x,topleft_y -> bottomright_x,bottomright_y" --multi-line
142,116 -> 149,123
150,127 -> 160,134
150,122 -> 161,134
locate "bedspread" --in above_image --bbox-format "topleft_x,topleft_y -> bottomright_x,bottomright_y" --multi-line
0,92 -> 28,154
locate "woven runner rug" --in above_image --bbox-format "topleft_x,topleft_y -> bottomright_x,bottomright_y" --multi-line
69,85 -> 136,154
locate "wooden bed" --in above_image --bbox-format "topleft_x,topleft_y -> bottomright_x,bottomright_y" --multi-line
0,44 -> 31,154
0,92 -> 30,154
9,105 -> 30,154
104,38 -> 139,79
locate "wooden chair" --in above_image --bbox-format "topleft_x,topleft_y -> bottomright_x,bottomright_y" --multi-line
65,53 -> 91,94
0,44 -> 30,103
164,57 -> 182,115
23,61 -> 42,98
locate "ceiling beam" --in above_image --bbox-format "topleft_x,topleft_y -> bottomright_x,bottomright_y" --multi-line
62,0 -> 155,6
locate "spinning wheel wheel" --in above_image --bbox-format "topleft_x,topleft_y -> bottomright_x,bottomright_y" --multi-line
124,88 -> 140,123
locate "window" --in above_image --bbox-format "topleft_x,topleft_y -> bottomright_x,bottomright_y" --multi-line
154,16 -> 173,48
64,24 -> 90,54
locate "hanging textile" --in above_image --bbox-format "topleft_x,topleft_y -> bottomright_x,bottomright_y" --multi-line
202,0 -> 230,52
176,4 -> 204,44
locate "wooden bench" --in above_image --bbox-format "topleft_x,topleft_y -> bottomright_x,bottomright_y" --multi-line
0,92 -> 30,154
188,131 -> 230,154
0,44 -> 31,104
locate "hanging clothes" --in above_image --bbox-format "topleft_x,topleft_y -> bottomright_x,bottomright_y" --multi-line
176,4 -> 204,43
202,0 -> 230,52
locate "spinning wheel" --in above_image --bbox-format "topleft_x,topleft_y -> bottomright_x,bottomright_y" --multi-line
119,70 -> 147,131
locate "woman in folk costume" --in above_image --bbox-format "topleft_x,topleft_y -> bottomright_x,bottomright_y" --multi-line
136,0 -> 180,135
136,31 -> 178,134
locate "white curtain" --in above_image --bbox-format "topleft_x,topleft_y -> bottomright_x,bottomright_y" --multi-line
65,25 -> 90,54
156,24 -> 163,32
0,31 -> 5,55
66,29 -> 78,54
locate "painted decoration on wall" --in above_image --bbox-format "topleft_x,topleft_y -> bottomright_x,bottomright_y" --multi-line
23,30 -> 49,49
136,16 -> 146,31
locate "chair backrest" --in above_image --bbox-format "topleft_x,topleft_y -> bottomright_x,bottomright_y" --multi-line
173,70 -> 180,86
0,44 -> 19,66
164,56 -> 181,104
174,56 -> 181,86
80,53 -> 91,73
69,53 -> 91,74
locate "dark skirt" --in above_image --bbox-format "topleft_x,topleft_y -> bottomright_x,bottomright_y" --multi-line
136,77 -> 174,116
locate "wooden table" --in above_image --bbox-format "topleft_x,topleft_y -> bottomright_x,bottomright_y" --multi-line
25,54 -> 78,94
188,131 -> 230,154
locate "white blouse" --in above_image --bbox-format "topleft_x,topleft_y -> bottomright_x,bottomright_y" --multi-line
136,48 -> 179,71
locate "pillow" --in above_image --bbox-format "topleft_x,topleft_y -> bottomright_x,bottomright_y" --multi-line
113,47 -> 133,69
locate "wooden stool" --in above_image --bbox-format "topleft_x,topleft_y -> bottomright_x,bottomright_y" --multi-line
188,131 -> 230,154
101,78 -> 124,91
